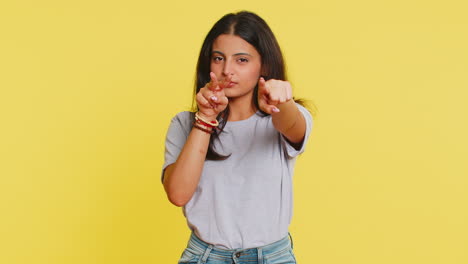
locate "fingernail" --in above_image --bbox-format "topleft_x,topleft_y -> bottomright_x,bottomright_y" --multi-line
272,107 -> 280,113
211,96 -> 217,101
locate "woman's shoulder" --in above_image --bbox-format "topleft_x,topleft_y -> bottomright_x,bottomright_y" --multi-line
168,111 -> 194,129
171,111 -> 193,121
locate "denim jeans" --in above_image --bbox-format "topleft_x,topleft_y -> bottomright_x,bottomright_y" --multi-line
178,232 -> 297,264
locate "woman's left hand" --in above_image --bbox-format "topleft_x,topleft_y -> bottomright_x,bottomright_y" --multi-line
257,77 -> 293,114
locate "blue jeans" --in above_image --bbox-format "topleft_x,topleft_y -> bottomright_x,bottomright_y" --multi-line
178,232 -> 297,264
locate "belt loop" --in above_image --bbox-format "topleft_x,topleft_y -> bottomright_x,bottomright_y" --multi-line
288,232 -> 294,250
257,247 -> 263,264
198,244 -> 213,264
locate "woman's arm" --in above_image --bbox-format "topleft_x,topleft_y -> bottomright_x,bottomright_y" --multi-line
163,128 -> 210,207
163,72 -> 229,207
272,100 -> 306,145
257,77 -> 307,145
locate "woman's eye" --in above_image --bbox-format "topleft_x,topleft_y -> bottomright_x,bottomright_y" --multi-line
212,56 -> 223,62
238,58 -> 248,63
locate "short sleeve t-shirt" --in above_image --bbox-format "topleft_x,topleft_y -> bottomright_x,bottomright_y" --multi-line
162,104 -> 313,249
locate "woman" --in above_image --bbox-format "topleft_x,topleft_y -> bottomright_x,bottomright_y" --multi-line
162,11 -> 313,264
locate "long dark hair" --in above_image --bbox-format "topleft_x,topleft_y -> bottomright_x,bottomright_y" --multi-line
192,11 -> 300,160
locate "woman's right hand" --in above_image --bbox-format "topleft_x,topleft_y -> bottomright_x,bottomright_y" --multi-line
196,72 -> 229,120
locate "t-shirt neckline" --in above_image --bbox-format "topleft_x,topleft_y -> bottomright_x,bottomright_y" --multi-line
224,111 -> 262,127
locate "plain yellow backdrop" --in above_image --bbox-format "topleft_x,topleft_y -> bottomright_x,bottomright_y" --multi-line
1,0 -> 467,263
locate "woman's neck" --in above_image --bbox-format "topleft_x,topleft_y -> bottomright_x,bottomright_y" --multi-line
227,96 -> 257,121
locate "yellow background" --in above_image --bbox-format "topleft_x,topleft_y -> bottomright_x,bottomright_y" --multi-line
1,0 -> 467,263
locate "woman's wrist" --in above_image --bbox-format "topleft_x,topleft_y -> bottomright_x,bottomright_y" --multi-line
196,111 -> 218,123
193,111 -> 220,134
192,122 -> 214,134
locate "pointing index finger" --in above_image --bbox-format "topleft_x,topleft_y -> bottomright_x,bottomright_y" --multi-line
259,77 -> 269,95
209,72 -> 219,91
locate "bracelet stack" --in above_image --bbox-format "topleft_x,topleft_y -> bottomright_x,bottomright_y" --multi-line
193,112 -> 219,134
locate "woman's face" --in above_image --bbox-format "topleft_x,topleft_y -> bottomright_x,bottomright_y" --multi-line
210,34 -> 262,100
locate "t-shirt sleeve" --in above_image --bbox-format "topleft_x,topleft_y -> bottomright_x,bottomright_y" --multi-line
280,103 -> 314,158
161,111 -> 192,183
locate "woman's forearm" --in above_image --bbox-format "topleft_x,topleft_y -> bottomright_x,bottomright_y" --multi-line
272,100 -> 306,144
163,128 -> 211,207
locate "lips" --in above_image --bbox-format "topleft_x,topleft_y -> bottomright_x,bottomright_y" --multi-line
224,82 -> 237,88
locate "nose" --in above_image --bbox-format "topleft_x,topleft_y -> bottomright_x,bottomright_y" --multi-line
222,59 -> 233,77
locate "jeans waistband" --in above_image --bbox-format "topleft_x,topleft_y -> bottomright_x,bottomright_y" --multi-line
187,232 -> 293,260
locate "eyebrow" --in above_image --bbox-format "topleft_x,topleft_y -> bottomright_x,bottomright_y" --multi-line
212,50 -> 253,57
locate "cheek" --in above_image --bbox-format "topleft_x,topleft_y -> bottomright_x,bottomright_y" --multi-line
210,63 -> 222,75
244,66 -> 261,83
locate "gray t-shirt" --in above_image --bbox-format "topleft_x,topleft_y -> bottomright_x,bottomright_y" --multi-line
162,104 -> 313,249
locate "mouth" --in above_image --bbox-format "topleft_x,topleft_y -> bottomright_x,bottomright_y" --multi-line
224,81 -> 237,88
